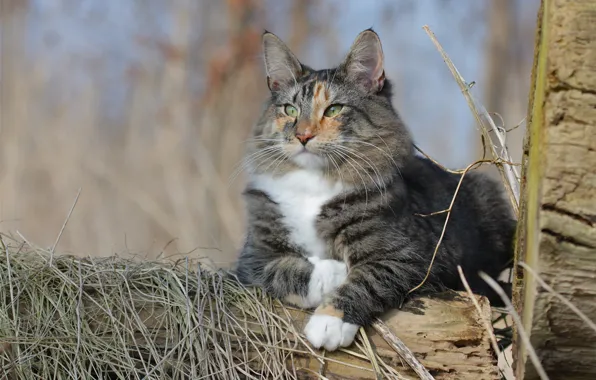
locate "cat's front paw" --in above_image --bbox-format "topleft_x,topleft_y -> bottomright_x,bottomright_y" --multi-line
304,314 -> 359,351
306,257 -> 347,307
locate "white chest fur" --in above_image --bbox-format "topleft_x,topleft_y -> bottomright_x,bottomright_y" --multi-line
251,170 -> 348,258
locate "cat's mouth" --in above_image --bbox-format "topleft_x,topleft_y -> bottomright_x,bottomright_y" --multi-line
290,146 -> 326,169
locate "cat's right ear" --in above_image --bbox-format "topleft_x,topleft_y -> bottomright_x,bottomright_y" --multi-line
340,29 -> 385,94
262,32 -> 302,92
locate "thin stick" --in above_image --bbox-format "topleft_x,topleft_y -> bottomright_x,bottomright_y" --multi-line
50,187 -> 82,266
358,327 -> 383,380
372,319 -> 435,380
457,266 -> 500,355
414,144 -> 461,174
422,25 -> 520,215
518,262 -> 596,333
479,272 -> 549,380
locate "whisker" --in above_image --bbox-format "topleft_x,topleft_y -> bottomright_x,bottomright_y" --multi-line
269,151 -> 289,176
242,137 -> 284,143
342,137 -> 402,179
338,145 -> 389,201
326,152 -> 349,209
334,145 -> 386,200
331,149 -> 369,222
374,133 -> 404,180
228,146 -> 282,187
260,150 -> 288,175
230,145 -> 280,174
229,146 -> 279,180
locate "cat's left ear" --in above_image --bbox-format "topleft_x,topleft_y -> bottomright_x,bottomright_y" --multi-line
341,29 -> 385,93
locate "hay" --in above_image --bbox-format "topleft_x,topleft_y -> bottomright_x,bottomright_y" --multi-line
0,234 -> 399,380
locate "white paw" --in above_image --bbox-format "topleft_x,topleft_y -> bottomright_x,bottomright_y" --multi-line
306,257 -> 347,308
304,314 -> 359,351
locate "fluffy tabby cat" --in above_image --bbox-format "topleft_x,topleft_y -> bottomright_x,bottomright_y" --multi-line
235,29 -> 516,351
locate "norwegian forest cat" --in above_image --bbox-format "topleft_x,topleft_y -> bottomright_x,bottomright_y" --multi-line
235,29 -> 516,351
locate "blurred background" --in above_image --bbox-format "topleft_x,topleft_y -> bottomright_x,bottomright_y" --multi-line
0,0 -> 538,266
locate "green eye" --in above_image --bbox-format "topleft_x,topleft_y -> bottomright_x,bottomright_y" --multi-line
284,104 -> 299,117
324,104 -> 343,117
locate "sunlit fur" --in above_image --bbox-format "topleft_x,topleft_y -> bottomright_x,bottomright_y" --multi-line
235,29 -> 516,350
245,67 -> 409,182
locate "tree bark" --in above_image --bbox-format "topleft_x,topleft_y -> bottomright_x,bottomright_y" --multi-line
513,0 -> 596,378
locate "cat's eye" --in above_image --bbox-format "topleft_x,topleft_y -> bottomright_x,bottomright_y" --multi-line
324,104 -> 344,118
284,104 -> 299,117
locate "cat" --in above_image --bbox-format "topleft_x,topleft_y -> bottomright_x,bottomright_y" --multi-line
234,28 -> 516,351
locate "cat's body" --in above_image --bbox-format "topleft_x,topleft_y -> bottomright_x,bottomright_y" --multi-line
235,29 -> 516,351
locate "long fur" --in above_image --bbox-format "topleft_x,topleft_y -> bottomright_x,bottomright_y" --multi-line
234,29 -> 516,350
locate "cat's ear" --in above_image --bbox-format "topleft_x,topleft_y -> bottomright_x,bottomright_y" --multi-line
262,32 -> 302,92
341,29 -> 385,93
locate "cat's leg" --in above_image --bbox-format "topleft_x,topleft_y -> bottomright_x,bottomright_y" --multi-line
304,257 -> 425,351
301,256 -> 348,308
237,248 -> 347,309
237,189 -> 348,308
303,299 -> 360,351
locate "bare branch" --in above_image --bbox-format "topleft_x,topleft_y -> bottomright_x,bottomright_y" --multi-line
372,319 -> 435,380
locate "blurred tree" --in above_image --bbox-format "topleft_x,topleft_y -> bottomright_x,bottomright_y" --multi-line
0,0 -> 30,234
483,0 -> 514,122
289,0 -> 312,55
479,0 -> 515,162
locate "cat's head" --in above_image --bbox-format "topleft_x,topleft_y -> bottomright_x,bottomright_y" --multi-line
247,29 -> 413,185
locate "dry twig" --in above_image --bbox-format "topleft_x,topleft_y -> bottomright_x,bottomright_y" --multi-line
408,158 -> 515,295
372,319 -> 435,380
422,25 -> 520,215
479,272 -> 549,380
457,266 -> 501,356
50,187 -> 82,266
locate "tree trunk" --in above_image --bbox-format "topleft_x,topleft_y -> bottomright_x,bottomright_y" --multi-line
513,0 -> 596,378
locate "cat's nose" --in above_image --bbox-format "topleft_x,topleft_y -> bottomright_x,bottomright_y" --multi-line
295,131 -> 315,146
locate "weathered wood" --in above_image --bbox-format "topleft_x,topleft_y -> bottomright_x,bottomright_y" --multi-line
140,291 -> 500,380
513,0 -> 596,378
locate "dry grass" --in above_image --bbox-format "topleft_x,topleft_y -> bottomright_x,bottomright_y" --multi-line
0,234 -> 412,380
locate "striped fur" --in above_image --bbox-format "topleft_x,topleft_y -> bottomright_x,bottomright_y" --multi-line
235,29 -> 516,350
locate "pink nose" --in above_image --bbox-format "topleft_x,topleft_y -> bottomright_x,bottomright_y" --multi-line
296,131 -> 314,145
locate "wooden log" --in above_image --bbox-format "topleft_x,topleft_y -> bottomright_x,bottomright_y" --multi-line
513,0 -> 596,378
127,291 -> 500,379
0,249 -> 499,379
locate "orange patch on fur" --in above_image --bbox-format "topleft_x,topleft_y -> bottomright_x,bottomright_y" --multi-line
295,119 -> 317,137
313,82 -> 326,102
314,304 -> 344,319
310,81 -> 342,140
275,116 -> 293,131
311,82 -> 328,119
319,116 -> 342,137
